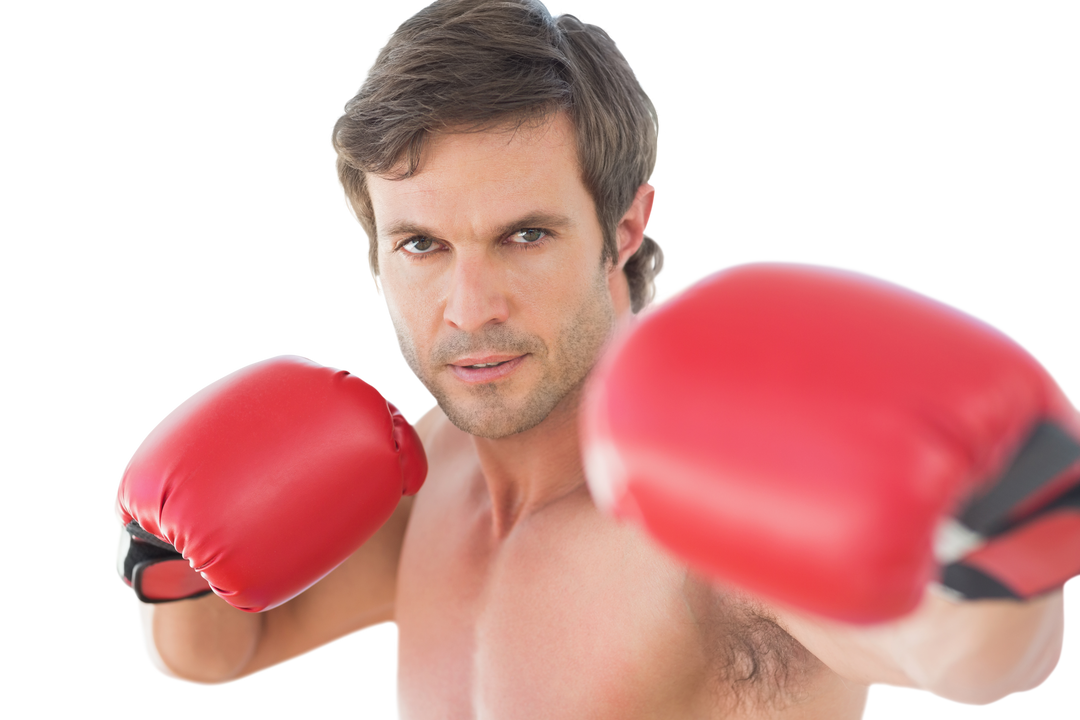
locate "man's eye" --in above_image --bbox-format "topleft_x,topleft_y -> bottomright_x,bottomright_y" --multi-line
402,237 -> 439,254
399,229 -> 548,257
511,229 -> 548,243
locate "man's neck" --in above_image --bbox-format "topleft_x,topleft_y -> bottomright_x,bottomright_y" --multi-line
465,308 -> 638,538
471,385 -> 590,538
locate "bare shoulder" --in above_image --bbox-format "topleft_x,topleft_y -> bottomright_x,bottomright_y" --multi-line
411,405 -> 477,487
408,406 -> 455,489
412,404 -> 444,441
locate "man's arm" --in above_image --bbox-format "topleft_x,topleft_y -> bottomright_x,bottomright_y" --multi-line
144,494 -> 414,683
775,588 -> 1064,704
582,265 -> 1079,705
137,399 -> 440,684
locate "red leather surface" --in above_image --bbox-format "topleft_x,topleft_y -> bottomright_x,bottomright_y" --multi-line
117,356 -> 427,612
582,264 -> 1078,623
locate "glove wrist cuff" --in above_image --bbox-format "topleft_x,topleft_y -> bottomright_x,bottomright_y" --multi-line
940,420 -> 1080,600
118,522 -> 212,603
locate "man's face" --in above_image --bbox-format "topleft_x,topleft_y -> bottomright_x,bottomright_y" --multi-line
368,114 -> 617,439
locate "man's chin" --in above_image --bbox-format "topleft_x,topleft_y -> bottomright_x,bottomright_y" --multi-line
438,402 -> 546,440
434,388 -> 567,439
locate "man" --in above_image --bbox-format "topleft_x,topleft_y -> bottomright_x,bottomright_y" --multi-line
131,1 -> 1067,717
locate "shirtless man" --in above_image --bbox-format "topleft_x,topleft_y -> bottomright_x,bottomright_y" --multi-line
119,1 -> 1072,717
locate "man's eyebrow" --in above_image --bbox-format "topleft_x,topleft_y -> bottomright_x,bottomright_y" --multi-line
381,213 -> 574,242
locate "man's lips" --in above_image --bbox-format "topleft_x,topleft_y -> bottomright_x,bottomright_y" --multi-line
452,354 -> 520,367
447,354 -> 527,382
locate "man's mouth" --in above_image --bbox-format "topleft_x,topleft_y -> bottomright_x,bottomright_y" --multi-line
448,355 -> 526,383
452,354 -> 519,367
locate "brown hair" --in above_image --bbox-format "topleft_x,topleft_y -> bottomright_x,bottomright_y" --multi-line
332,0 -> 662,312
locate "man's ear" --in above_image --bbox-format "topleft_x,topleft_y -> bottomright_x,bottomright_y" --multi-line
614,183 -> 655,270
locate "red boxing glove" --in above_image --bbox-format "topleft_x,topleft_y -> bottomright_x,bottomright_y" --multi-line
117,356 -> 426,612
582,264 -> 1080,623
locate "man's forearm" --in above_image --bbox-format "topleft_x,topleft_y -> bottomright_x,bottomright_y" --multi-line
884,588 -> 1064,703
143,593 -> 263,684
779,588 -> 1064,704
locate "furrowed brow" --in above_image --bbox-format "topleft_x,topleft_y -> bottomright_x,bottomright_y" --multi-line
381,213 -> 574,243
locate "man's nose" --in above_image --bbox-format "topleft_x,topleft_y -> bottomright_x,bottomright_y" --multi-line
442,251 -> 510,333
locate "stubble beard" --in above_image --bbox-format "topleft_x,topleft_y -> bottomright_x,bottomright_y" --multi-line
395,269 -> 616,440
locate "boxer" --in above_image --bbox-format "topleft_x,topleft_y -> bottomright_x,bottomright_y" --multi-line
123,1 -> 1073,717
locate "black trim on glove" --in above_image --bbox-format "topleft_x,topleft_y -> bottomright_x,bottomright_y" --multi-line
942,420 -> 1080,600
118,521 -> 213,603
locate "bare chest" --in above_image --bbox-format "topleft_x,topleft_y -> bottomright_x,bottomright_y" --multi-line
395,480 -> 712,720
391,420 -> 865,720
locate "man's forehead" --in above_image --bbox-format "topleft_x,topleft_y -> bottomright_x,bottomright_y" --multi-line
366,114 -> 592,239
375,114 -> 578,186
